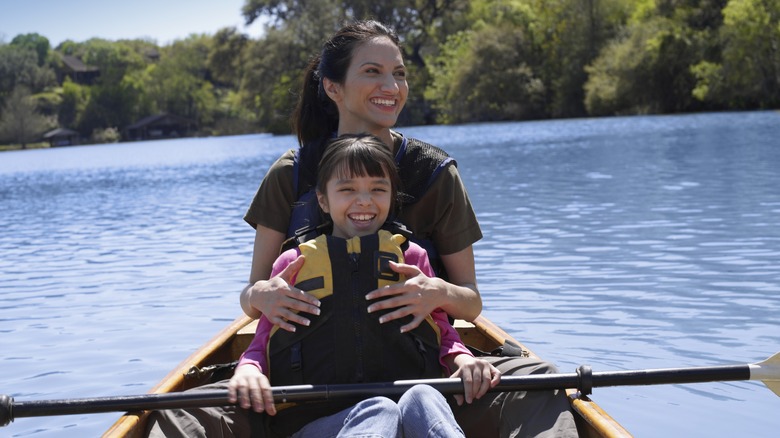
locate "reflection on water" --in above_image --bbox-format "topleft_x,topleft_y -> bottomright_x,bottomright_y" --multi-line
1,112 -> 779,437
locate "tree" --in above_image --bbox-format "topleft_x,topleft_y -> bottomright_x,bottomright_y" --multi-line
583,0 -> 727,115
0,43 -> 56,106
692,0 -> 780,108
208,27 -> 250,87
58,78 -> 90,129
0,86 -> 50,148
11,33 -> 51,66
142,35 -> 218,131
427,24 -> 546,123
525,0 -> 632,118
59,38 -> 151,135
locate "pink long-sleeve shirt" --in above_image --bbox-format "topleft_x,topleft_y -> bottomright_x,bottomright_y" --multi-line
239,240 -> 473,377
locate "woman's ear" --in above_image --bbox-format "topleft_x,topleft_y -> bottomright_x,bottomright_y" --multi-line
322,78 -> 341,102
316,190 -> 329,213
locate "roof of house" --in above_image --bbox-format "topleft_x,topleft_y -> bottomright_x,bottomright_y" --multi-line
43,128 -> 79,138
126,114 -> 194,130
61,55 -> 99,73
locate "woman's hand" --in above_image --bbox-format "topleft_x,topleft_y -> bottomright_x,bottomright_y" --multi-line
449,355 -> 501,406
365,261 -> 445,333
246,255 -> 321,332
227,364 -> 276,415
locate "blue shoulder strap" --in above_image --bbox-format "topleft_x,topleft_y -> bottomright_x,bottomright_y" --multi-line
286,135 -> 454,279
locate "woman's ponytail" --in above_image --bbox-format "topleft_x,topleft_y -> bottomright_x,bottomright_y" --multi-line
292,55 -> 338,147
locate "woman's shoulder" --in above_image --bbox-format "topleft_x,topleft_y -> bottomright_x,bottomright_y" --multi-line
392,132 -> 457,203
273,148 -> 297,167
392,130 -> 450,158
263,148 -> 297,180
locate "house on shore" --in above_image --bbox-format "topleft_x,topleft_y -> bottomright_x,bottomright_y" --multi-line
124,114 -> 196,141
43,128 -> 80,147
59,55 -> 100,85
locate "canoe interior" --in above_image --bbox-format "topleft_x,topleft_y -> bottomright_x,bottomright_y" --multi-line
102,315 -> 631,438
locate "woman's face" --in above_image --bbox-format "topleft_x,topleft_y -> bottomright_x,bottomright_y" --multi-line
325,37 -> 408,138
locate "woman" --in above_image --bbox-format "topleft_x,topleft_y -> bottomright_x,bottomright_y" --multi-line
241,20 -> 482,335
239,20 -> 577,438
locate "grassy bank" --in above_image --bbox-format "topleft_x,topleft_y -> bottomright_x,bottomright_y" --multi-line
0,142 -> 50,152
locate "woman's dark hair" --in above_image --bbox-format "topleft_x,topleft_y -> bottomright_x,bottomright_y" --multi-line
292,20 -> 401,148
317,134 -> 402,216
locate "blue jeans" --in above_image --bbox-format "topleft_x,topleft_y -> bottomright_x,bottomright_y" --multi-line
400,384 -> 465,438
292,385 -> 463,438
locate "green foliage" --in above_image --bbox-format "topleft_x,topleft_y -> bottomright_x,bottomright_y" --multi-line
11,33 -> 51,66
0,43 -> 57,105
692,0 -> 780,108
0,86 -> 52,148
91,126 -> 121,144
58,78 -> 90,129
584,0 -> 733,116
2,0 -> 778,146
208,27 -> 250,87
62,38 -> 146,84
427,26 -> 546,123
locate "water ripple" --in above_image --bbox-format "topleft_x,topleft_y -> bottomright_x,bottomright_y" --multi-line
3,116 -> 780,436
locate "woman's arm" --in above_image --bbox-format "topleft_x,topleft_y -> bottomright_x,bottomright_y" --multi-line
240,225 -> 285,319
240,226 -> 320,330
438,245 -> 482,321
366,244 -> 482,332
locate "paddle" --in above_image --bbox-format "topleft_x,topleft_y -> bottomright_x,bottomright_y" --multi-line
2,352 -> 778,426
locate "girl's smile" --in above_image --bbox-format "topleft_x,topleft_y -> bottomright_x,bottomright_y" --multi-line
318,174 -> 392,239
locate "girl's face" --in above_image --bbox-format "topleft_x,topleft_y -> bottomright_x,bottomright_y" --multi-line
324,37 -> 408,138
317,170 -> 392,239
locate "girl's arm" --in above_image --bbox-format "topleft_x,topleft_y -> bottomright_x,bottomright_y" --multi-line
443,354 -> 501,406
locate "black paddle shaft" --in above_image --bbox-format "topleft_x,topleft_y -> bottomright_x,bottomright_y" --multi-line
0,363 -> 751,426
0,391 -> 230,426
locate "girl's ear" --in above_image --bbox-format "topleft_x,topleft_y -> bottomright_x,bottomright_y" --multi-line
316,190 -> 329,213
322,78 -> 341,102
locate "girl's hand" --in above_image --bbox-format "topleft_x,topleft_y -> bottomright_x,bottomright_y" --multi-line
450,356 -> 501,406
365,261 -> 443,333
247,255 -> 320,332
227,365 -> 277,415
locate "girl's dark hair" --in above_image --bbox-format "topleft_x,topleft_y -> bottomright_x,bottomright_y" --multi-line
317,134 -> 401,215
292,20 -> 401,148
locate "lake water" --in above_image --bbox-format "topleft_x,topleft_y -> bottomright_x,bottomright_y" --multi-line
1,111 -> 778,437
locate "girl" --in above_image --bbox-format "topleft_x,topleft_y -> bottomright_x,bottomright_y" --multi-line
229,134 -> 500,437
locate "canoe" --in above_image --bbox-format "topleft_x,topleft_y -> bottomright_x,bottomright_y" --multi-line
102,315 -> 631,437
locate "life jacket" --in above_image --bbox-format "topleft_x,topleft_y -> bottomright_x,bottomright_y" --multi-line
283,135 -> 455,277
266,229 -> 443,436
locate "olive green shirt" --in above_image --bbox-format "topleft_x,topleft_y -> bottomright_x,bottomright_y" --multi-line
244,133 -> 482,256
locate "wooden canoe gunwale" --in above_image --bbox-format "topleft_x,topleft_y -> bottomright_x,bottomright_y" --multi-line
103,315 -> 630,437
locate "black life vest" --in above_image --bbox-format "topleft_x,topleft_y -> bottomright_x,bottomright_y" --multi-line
266,230 -> 442,436
283,135 -> 455,276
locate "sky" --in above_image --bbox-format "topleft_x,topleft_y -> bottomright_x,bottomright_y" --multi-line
0,0 -> 266,47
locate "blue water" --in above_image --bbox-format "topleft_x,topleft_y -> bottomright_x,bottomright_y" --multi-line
1,111 -> 779,437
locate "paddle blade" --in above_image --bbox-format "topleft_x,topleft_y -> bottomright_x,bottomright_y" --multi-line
749,352 -> 780,397
765,381 -> 780,398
